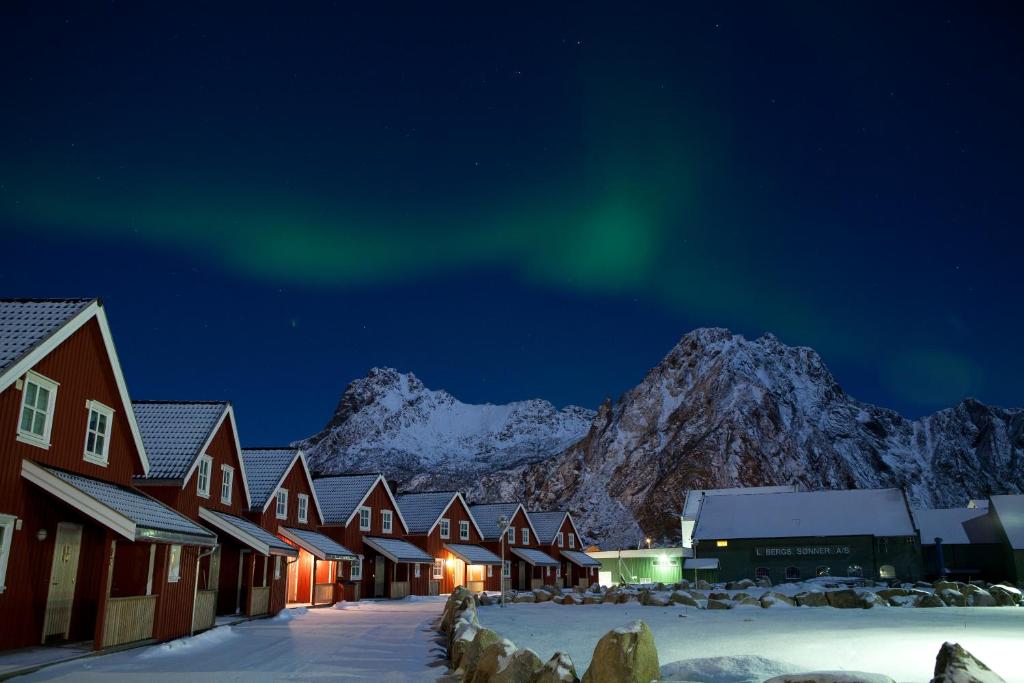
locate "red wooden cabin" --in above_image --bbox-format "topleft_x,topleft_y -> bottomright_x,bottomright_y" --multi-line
0,299 -> 217,653
241,447 -> 357,608
529,510 -> 599,589
470,502 -> 560,591
396,492 -> 501,595
132,401 -> 296,626
313,474 -> 424,600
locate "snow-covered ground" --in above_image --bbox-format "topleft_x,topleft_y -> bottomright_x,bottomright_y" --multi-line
478,602 -> 1024,683
17,598 -> 447,682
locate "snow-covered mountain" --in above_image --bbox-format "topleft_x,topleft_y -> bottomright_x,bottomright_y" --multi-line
466,328 -> 1024,547
299,331 -> 1023,549
297,367 -> 594,490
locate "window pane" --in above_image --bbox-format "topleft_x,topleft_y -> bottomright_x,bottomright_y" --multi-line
24,382 -> 37,406
32,412 -> 46,436
86,432 -> 97,453
88,410 -> 98,431
20,407 -> 34,432
35,386 -> 49,409
95,434 -> 105,454
97,412 -> 107,433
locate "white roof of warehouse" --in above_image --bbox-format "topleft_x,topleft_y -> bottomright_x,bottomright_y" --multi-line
913,507 -> 1001,545
990,495 -> 1024,550
692,488 -> 916,540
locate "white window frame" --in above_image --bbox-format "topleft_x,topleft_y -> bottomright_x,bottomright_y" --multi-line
196,455 -> 212,498
381,509 -> 393,534
459,520 -> 470,540
556,563 -> 561,578
220,465 -> 234,505
502,560 -> 511,578
521,527 -> 529,545
487,564 -> 493,578
275,489 -> 288,520
274,555 -> 282,580
439,519 -> 450,540
556,532 -> 564,547
82,400 -> 114,466
414,562 -> 421,578
568,533 -> 575,549
17,371 -> 59,449
358,506 -> 371,531
297,494 -> 309,524
507,526 -> 515,544
350,559 -> 362,580
0,514 -> 15,594
167,545 -> 182,583
432,558 -> 444,579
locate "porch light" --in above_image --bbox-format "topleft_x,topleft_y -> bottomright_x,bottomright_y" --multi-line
36,529 -> 47,542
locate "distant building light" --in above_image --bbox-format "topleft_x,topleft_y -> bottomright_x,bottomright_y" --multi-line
716,540 -> 728,547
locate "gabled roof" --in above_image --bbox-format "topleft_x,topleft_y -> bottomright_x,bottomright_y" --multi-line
133,401 -> 253,509
692,488 -> 917,540
913,507 -> 1002,545
397,491 -> 483,538
528,511 -> 572,544
469,502 -> 537,541
313,473 -> 409,532
989,495 -> 1024,550
362,536 -> 433,564
241,447 -> 323,522
22,460 -> 215,546
0,298 -> 150,474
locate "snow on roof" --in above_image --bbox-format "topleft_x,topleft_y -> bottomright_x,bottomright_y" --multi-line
692,488 -> 916,540
682,485 -> 798,519
528,511 -> 568,544
313,474 -> 385,525
242,448 -> 298,510
989,495 -> 1024,550
44,466 -> 215,542
561,550 -> 601,567
0,298 -> 93,377
133,401 -> 229,480
913,507 -> 998,545
509,547 -> 560,567
396,491 -> 459,534
586,547 -> 691,560
445,543 -> 502,565
200,509 -> 297,556
684,558 -> 720,569
362,536 -> 434,564
280,527 -> 358,560
469,503 -> 522,540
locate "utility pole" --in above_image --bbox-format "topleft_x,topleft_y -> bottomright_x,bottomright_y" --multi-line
498,514 -> 510,608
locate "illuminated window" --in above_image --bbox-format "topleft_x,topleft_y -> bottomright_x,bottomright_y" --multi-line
433,558 -> 444,579
716,540 -> 728,547
83,400 -> 113,465
785,566 -> 800,580
18,372 -> 57,448
274,556 -> 281,580
879,564 -> 896,579
487,564 -> 493,577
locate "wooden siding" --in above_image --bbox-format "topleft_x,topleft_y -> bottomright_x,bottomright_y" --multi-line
252,458 -> 322,530
250,587 -> 270,615
152,543 -> 200,641
476,508 -> 542,593
405,496 -> 482,595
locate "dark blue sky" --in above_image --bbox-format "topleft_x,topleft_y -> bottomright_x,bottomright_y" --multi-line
2,3 -> 1021,444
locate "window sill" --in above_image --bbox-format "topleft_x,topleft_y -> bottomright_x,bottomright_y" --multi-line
221,498 -> 232,506
83,453 -> 109,467
197,491 -> 211,500
16,433 -> 50,450
276,514 -> 287,521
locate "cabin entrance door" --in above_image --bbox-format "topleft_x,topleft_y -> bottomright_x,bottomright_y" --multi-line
287,555 -> 299,602
42,523 -> 82,643
237,549 -> 251,614
374,556 -> 386,597
517,561 -> 526,591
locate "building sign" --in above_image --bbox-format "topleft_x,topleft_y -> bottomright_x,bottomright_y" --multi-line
754,545 -> 850,557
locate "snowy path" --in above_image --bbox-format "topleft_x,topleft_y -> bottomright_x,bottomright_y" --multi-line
18,599 -> 448,682
479,602 -> 1024,683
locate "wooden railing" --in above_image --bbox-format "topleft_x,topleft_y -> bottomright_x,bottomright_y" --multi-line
530,578 -> 545,589
390,581 -> 410,599
251,587 -> 270,616
192,589 -> 217,632
313,583 -> 333,605
467,580 -> 485,593
102,595 -> 156,648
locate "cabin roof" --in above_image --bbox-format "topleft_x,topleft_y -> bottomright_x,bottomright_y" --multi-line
132,401 -> 229,480
0,299 -> 93,376
527,511 -> 570,544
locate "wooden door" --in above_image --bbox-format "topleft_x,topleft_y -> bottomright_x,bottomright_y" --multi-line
287,556 -> 299,602
517,561 -> 526,591
374,556 -> 386,597
208,545 -> 221,590
42,523 -> 82,643
236,549 -> 250,614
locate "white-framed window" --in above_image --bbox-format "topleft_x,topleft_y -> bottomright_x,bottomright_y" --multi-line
196,455 -> 212,498
487,564 -> 493,578
432,558 -> 444,579
459,520 -> 470,540
521,527 -> 529,545
0,514 -> 15,594
274,556 -> 281,580
785,566 -> 801,580
220,465 -> 234,505
507,526 -> 515,544
275,489 -> 288,519
502,560 -> 511,578
17,371 -> 58,449
167,545 -> 182,583
556,563 -> 561,578
414,562 -> 421,578
82,400 -> 114,465
350,559 -> 362,580
297,494 -> 309,523
382,510 -> 393,534
556,532 -> 564,547
568,533 -> 575,549
358,506 -> 371,531
439,519 -> 450,539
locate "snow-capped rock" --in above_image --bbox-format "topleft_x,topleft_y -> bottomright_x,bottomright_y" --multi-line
296,367 -> 594,490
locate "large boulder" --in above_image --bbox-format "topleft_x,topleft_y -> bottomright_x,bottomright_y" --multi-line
450,620 -> 480,669
581,620 -> 659,683
931,642 -> 1006,683
588,583 -> 602,593
490,648 -> 544,683
708,591 -> 731,601
967,588 -> 997,607
669,591 -> 701,608
695,579 -> 712,589
706,598 -> 734,610
876,587 -> 909,602
642,592 -> 670,607
795,591 -> 829,607
989,584 -> 1022,606
513,592 -> 536,604
470,637 -> 518,683
457,628 -> 502,680
760,592 -> 796,608
534,589 -> 554,603
826,589 -> 864,609
581,594 -> 604,605
933,580 -> 963,593
764,672 -> 895,683
939,589 -> 967,607
858,591 -> 889,609
442,592 -> 476,633
726,579 -> 756,590
916,593 -> 946,608
534,652 -> 580,683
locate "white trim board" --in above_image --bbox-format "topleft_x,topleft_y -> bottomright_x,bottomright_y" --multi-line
21,459 -> 136,541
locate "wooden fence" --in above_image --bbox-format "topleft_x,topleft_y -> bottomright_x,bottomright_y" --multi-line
192,589 -> 217,632
251,587 -> 270,616
102,595 -> 156,648
390,581 -> 410,599
313,583 -> 333,605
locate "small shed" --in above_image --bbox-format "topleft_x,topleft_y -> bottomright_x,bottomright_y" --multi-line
586,547 -> 689,586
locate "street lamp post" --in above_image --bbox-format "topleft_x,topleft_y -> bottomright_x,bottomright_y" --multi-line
498,514 -> 510,608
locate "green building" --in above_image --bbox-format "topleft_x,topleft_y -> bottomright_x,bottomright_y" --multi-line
586,547 -> 687,586
691,488 -> 922,584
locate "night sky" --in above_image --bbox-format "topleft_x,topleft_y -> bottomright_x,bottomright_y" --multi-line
2,3 -> 1021,445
